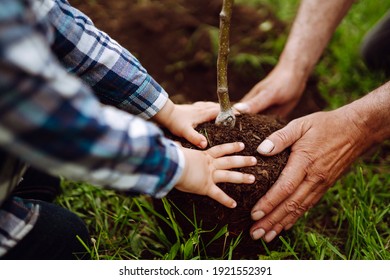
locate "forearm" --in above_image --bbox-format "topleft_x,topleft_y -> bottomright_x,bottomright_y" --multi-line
278,0 -> 355,79
345,81 -> 390,145
0,1 -> 183,197
0,69 -> 183,197
46,0 -> 167,119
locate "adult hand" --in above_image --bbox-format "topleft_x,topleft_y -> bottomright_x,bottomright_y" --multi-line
233,62 -> 307,117
175,142 -> 257,208
153,99 -> 219,149
250,107 -> 371,242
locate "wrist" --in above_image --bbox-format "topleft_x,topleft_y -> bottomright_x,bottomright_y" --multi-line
276,52 -> 312,83
342,83 -> 390,146
156,142 -> 186,198
175,147 -> 188,186
152,98 -> 175,128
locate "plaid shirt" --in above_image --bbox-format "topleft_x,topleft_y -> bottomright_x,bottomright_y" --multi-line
0,0 -> 184,256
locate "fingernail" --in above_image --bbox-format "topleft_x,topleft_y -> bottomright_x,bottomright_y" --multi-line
200,140 -> 207,148
251,210 -> 265,221
264,230 -> 277,242
233,103 -> 250,113
248,175 -> 256,183
257,139 -> 274,154
251,228 -> 265,240
231,201 -> 237,208
251,157 -> 257,164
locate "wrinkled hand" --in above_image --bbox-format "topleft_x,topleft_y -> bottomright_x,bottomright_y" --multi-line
250,108 -> 370,242
175,142 -> 257,208
233,64 -> 307,117
153,100 -> 219,149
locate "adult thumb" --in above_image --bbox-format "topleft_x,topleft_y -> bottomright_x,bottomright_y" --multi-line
257,120 -> 302,156
234,89 -> 274,114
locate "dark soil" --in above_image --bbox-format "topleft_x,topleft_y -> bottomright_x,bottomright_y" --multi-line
155,114 -> 289,259
71,0 -> 326,259
165,114 -> 289,211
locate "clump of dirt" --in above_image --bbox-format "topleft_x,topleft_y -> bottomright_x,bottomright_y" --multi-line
154,114 -> 289,259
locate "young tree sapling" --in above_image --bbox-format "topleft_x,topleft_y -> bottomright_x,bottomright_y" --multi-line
215,0 -> 236,128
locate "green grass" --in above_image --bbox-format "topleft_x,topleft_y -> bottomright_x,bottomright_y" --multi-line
56,0 -> 390,260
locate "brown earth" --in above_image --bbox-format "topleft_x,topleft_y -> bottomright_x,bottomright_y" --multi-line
156,114 -> 289,259
71,0 -> 326,259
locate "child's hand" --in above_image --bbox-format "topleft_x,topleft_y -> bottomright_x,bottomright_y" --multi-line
174,142 -> 257,208
152,99 -> 219,148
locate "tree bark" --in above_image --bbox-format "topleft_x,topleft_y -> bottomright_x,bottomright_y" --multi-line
215,0 -> 236,128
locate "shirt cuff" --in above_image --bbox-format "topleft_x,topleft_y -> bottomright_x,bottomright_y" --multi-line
153,141 -> 185,199
118,75 -> 169,120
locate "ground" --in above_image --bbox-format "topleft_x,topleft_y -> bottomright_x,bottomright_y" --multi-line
69,0 -> 325,259
71,0 -> 325,119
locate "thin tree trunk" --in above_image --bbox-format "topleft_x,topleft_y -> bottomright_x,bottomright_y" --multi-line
215,0 -> 236,128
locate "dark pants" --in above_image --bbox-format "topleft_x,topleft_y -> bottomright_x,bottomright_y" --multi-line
1,198 -> 90,260
0,167 -> 90,260
360,10 -> 390,75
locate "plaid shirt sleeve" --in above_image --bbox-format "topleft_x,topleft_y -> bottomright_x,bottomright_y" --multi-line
46,0 -> 168,120
0,0 -> 184,198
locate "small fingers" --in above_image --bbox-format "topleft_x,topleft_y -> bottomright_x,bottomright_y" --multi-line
207,142 -> 245,158
214,155 -> 257,170
207,184 -> 237,208
214,170 -> 256,184
193,103 -> 220,123
182,128 -> 208,149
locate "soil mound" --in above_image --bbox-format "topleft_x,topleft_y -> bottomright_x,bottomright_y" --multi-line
154,114 -> 289,259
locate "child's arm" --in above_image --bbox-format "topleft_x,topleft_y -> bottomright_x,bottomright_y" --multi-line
45,0 -> 168,120
46,1 -> 219,148
0,0 -> 256,207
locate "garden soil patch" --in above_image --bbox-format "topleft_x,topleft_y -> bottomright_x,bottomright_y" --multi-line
71,0 -> 326,258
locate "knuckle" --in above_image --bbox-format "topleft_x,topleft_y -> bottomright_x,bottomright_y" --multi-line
305,165 -> 331,187
275,129 -> 290,144
224,156 -> 234,166
299,152 -> 332,188
279,179 -> 296,195
300,150 -> 316,167
284,200 -> 307,218
264,217 -> 277,228
311,172 -> 328,185
285,200 -> 299,213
